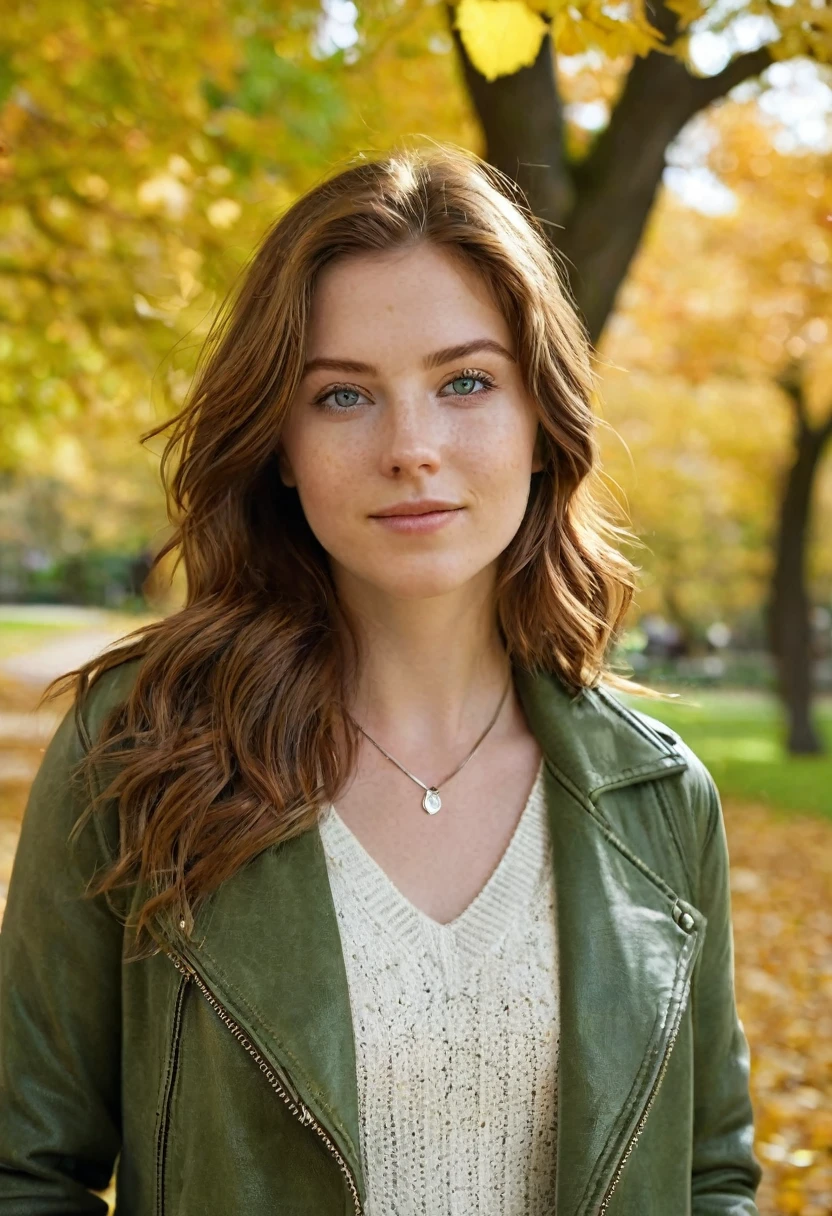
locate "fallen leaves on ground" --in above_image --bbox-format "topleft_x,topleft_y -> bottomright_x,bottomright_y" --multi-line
727,801 -> 832,1215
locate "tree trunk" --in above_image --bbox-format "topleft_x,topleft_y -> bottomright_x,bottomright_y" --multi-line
767,379 -> 832,754
445,0 -> 773,344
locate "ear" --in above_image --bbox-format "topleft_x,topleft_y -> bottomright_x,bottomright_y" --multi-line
277,444 -> 297,488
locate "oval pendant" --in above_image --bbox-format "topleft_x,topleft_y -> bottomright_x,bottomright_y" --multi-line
422,788 -> 442,815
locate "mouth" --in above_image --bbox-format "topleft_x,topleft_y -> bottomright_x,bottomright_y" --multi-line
368,503 -> 465,534
369,501 -> 464,518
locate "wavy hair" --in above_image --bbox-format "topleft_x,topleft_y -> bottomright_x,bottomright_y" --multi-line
43,140 -> 668,961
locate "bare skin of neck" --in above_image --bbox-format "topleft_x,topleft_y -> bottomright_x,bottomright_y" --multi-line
331,568 -> 543,925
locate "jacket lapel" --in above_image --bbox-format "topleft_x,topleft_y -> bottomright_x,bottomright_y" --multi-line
514,668 -> 704,1215
164,824 -> 366,1197
162,665 -> 704,1216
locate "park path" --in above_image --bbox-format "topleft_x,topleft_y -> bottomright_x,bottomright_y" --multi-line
0,627 -> 132,688
0,613 -> 142,935
0,617 -> 133,784
0,603 -> 133,689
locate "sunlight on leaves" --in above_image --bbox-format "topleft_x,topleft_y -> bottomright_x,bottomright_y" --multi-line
454,0 -> 549,80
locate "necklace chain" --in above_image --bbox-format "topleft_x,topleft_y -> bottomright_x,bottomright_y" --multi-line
348,670 -> 512,815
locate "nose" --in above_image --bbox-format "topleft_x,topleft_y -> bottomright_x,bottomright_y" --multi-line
378,395 -> 441,478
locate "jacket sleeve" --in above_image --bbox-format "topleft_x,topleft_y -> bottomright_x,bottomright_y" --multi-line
0,699 -> 122,1213
690,763 -> 764,1214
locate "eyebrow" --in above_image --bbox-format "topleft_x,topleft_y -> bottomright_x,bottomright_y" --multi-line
300,338 -> 517,378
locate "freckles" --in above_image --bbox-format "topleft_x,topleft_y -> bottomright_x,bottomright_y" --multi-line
301,435 -> 356,482
469,431 -> 530,477
297,454 -> 345,510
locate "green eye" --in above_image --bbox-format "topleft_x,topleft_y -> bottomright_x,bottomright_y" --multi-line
441,370 -> 497,398
451,377 -> 477,395
312,384 -> 368,413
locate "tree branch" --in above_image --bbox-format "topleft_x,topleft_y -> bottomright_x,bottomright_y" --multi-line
689,45 -> 775,110
554,6 -> 779,340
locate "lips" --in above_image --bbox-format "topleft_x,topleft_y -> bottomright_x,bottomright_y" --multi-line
370,501 -> 463,518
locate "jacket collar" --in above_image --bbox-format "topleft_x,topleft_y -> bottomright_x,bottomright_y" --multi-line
162,664 -> 701,1216
512,665 -> 689,803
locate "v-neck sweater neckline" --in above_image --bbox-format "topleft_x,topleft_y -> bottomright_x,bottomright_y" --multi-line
318,756 -> 549,979
316,756 -> 559,1214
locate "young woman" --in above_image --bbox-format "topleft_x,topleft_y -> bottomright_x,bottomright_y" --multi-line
0,144 -> 762,1216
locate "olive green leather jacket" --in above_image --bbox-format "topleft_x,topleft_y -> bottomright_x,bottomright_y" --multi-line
0,656 -> 763,1215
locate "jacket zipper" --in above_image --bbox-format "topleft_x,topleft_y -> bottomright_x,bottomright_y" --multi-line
594,965 -> 690,1214
164,948 -> 363,1216
156,971 -> 189,1216
164,924 -> 692,1216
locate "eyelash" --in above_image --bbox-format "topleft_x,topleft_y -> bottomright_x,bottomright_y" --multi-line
311,368 -> 498,414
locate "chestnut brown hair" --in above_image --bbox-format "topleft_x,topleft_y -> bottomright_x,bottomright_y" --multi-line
43,140 -> 665,961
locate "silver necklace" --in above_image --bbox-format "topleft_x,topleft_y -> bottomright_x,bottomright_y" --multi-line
349,671 -> 512,815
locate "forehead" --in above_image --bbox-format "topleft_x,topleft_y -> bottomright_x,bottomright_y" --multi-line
304,243 -> 511,359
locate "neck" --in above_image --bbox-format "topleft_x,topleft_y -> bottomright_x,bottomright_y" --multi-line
334,568 -> 511,754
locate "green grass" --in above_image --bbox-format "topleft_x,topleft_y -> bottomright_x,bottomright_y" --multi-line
619,688 -> 832,822
0,610 -> 160,660
0,620 -> 95,659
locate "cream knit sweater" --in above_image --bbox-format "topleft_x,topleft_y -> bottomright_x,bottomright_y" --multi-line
318,757 -> 559,1215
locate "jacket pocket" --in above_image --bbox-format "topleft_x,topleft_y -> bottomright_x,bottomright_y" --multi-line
155,970 -> 190,1216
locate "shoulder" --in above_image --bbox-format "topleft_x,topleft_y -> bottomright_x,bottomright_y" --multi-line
17,655 -> 147,889
589,684 -> 721,857
517,665 -> 718,843
76,652 -> 147,752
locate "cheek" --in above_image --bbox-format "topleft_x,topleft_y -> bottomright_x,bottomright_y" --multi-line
288,434 -> 364,542
461,414 -> 537,500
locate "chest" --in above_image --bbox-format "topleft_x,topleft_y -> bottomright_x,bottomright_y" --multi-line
326,732 -> 544,923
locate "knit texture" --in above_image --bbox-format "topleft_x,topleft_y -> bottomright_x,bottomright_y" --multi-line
318,756 -> 559,1215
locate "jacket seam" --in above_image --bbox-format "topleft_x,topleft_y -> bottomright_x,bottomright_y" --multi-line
699,771 -> 721,860
653,779 -> 697,900
73,695 -> 107,842
74,688 -> 95,753
155,972 -> 189,1216
70,696 -> 126,925
76,700 -> 123,890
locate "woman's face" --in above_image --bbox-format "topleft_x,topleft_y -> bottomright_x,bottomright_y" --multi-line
278,241 -> 543,604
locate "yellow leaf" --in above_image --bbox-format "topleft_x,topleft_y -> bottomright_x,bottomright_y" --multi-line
552,8 -> 591,55
454,0 -> 549,82
525,0 -> 570,13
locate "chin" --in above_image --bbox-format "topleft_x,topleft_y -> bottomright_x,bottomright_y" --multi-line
357,558 -> 493,601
